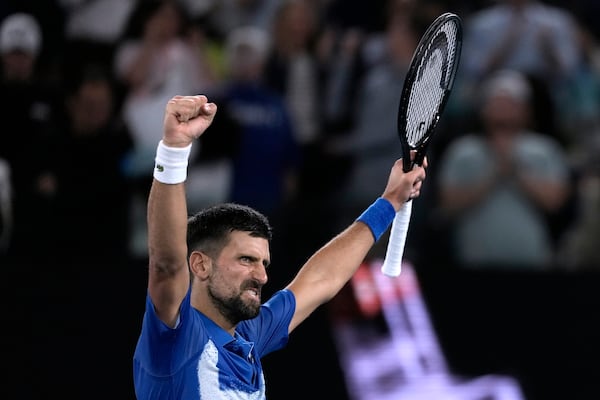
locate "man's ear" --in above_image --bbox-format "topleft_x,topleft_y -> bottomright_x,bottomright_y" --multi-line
189,251 -> 211,280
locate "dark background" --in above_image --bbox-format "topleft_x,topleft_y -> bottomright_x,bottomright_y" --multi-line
262,265 -> 600,400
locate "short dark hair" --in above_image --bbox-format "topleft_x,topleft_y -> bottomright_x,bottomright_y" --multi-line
187,203 -> 272,257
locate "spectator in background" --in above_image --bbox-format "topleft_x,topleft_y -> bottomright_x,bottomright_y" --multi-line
0,12 -> 62,260
435,70 -> 572,270
114,0 -> 218,258
59,0 -> 137,79
331,13 -> 421,256
0,12 -> 64,399
558,140 -> 600,270
60,0 -> 136,46
29,64 -> 137,398
204,0 -> 282,40
0,1 -> 67,83
264,0 -> 322,149
461,0 -> 581,84
0,158 -> 11,255
114,0 -> 215,180
52,64 -> 135,263
453,0 -> 584,143
261,0 -> 336,265
558,14 -> 600,157
212,25 -> 301,227
554,14 -> 600,271
1,11 -> 41,81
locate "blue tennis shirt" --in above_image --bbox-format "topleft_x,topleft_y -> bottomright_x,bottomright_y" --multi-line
134,289 -> 296,399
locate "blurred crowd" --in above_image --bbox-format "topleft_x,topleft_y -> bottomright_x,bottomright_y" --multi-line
0,0 -> 599,396
1,0 -> 599,274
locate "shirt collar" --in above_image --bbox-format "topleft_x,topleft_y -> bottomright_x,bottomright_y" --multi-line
196,310 -> 255,360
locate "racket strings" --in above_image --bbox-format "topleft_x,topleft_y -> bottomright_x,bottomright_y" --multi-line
405,20 -> 460,147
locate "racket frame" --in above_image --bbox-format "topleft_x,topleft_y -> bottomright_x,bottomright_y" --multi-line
382,12 -> 462,277
397,12 -> 463,172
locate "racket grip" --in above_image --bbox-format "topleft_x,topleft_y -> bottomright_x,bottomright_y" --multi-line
380,200 -> 413,277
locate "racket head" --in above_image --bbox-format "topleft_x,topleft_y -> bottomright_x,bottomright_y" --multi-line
397,12 -> 462,172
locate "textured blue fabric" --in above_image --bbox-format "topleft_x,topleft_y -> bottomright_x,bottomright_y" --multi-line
356,197 -> 396,242
134,289 -> 295,399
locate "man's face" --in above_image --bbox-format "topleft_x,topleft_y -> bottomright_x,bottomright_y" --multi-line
207,231 -> 270,325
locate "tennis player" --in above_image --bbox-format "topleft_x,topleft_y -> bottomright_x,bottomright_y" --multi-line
133,94 -> 427,399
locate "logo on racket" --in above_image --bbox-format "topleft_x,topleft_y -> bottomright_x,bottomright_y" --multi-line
417,31 -> 450,89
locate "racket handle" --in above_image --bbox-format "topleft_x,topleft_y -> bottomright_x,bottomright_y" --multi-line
380,200 -> 412,277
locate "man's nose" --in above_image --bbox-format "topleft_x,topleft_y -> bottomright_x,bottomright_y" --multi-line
253,263 -> 268,285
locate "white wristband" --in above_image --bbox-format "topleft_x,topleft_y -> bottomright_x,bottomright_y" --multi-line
153,140 -> 192,184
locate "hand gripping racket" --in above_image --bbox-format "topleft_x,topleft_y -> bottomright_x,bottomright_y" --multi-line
381,12 -> 462,277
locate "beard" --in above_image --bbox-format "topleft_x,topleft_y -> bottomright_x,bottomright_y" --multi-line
207,279 -> 262,325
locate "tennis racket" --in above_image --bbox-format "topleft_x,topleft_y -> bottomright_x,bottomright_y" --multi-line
381,12 -> 462,277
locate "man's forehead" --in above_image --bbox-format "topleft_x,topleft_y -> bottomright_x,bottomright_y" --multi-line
225,231 -> 270,252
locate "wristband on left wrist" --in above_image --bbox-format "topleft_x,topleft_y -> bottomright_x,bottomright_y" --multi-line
356,197 -> 396,242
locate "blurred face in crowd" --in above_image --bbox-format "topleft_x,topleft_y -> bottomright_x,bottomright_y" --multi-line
67,79 -> 114,135
0,13 -> 41,82
481,91 -> 531,156
274,0 -> 316,53
479,70 -> 532,152
386,18 -> 419,69
144,1 -> 182,43
1,49 -> 36,82
482,92 -> 530,135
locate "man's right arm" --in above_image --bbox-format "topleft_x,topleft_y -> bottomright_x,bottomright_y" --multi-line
146,95 -> 217,327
